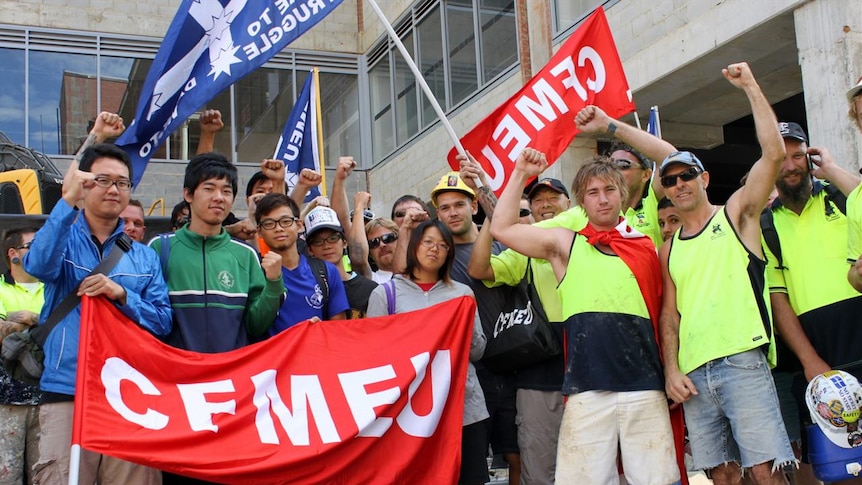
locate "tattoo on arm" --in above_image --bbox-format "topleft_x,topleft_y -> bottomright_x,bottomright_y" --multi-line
73,132 -> 99,163
608,122 -> 617,137
477,186 -> 497,220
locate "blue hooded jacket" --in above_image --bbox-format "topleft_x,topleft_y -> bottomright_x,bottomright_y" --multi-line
24,200 -> 172,396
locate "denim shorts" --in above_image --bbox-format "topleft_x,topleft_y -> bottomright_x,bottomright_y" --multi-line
683,349 -> 796,471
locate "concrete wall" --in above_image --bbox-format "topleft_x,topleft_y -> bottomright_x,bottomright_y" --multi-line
1,0 -> 362,53
7,0 -> 861,215
795,0 -> 862,172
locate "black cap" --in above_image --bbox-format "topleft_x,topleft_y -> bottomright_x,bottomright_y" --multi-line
527,178 -> 569,200
778,122 -> 808,143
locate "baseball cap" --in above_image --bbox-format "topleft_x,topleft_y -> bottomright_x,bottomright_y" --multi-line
430,171 -> 476,207
304,207 -> 343,238
527,178 -> 569,200
778,122 -> 808,143
847,76 -> 862,103
659,151 -> 706,176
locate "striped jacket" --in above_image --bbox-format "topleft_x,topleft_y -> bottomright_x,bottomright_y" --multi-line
149,227 -> 284,353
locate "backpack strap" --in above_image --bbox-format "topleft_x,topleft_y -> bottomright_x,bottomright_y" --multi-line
383,279 -> 396,315
158,233 -> 171,281
33,233 -> 133,347
760,208 -> 784,270
307,257 -> 330,319
761,182 -> 847,271
823,182 -> 847,216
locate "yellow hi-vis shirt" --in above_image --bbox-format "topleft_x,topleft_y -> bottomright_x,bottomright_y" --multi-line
668,207 -> 775,374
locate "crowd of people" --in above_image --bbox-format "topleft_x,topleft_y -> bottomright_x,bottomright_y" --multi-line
1,61 -> 861,485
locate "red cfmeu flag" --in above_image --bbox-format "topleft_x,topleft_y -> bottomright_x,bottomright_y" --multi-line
73,296 -> 476,485
447,7 -> 634,194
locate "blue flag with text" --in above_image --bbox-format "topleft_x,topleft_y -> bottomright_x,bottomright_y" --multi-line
273,70 -> 323,202
116,0 -> 343,186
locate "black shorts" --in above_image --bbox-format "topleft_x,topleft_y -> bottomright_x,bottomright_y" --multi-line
460,419 -> 490,485
478,368 -> 520,455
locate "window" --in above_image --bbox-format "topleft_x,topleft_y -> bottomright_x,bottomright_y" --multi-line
0,48 -> 25,146
0,26 -> 361,169
366,0 -> 519,162
446,0 -> 479,105
553,0 -> 607,34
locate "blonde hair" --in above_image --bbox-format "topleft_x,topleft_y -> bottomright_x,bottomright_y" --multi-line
365,217 -> 398,236
572,156 -> 629,206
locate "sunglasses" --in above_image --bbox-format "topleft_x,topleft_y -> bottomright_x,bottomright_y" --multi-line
519,208 -> 531,217
350,209 -> 376,222
368,232 -> 397,249
660,167 -> 701,188
14,242 -> 32,250
613,158 -> 645,171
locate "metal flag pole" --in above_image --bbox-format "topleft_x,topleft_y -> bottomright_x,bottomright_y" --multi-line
365,0 -> 483,187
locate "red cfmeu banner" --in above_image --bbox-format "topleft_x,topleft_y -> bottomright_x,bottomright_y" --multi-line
73,296 -> 477,485
447,7 -> 635,194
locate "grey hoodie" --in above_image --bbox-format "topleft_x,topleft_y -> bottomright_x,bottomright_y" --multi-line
367,274 -> 489,426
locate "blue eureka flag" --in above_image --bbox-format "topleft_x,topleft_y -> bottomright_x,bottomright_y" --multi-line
273,70 -> 323,202
116,0 -> 343,186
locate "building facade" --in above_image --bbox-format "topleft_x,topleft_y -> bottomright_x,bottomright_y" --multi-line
1,0 -> 860,216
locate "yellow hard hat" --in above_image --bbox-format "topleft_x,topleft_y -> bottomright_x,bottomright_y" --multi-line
430,171 -> 475,207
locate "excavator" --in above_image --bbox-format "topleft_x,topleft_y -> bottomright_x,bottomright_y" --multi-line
0,133 -> 169,272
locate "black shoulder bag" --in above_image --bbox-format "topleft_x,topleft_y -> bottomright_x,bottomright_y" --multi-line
481,258 -> 561,373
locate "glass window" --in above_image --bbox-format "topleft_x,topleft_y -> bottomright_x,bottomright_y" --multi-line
30,51 -> 97,155
446,0 -> 479,106
479,0 -> 517,83
554,0 -> 603,33
394,32 -> 420,144
107,57 -> 168,159
4,27 -> 361,172
235,68 -> 295,163
370,55 -> 394,160
417,6 -> 445,129
319,72 -> 360,166
0,48 -> 26,146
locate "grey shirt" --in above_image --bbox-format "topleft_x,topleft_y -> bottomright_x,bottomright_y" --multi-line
367,274 -> 489,426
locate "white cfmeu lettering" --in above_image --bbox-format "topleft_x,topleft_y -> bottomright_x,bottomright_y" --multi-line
514,79 -> 569,131
102,357 -> 169,430
100,350 -> 452,445
251,370 -> 339,446
479,45 -> 610,191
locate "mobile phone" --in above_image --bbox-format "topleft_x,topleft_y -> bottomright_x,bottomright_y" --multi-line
807,154 -> 814,171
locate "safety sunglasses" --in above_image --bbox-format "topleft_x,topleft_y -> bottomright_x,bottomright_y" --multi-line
368,232 -> 398,249
660,167 -> 701,188
519,208 -> 531,217
613,158 -> 650,171
350,209 -> 376,222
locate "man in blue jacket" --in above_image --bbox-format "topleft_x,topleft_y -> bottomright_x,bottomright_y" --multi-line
24,112 -> 172,485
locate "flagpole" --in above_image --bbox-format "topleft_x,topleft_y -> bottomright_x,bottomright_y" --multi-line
365,0 -> 483,187
313,68 -> 327,196
68,445 -> 82,485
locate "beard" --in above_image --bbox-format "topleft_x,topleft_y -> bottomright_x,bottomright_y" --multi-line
776,171 -> 811,206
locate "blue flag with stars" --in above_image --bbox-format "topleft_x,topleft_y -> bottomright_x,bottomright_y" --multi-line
273,70 -> 323,202
116,0 -> 343,186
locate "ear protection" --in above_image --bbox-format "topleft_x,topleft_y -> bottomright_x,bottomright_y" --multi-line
11,257 -> 21,265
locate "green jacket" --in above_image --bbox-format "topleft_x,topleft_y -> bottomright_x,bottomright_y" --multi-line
149,227 -> 284,353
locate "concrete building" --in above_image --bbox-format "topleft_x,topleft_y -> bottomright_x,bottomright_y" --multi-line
1,0 -> 859,216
